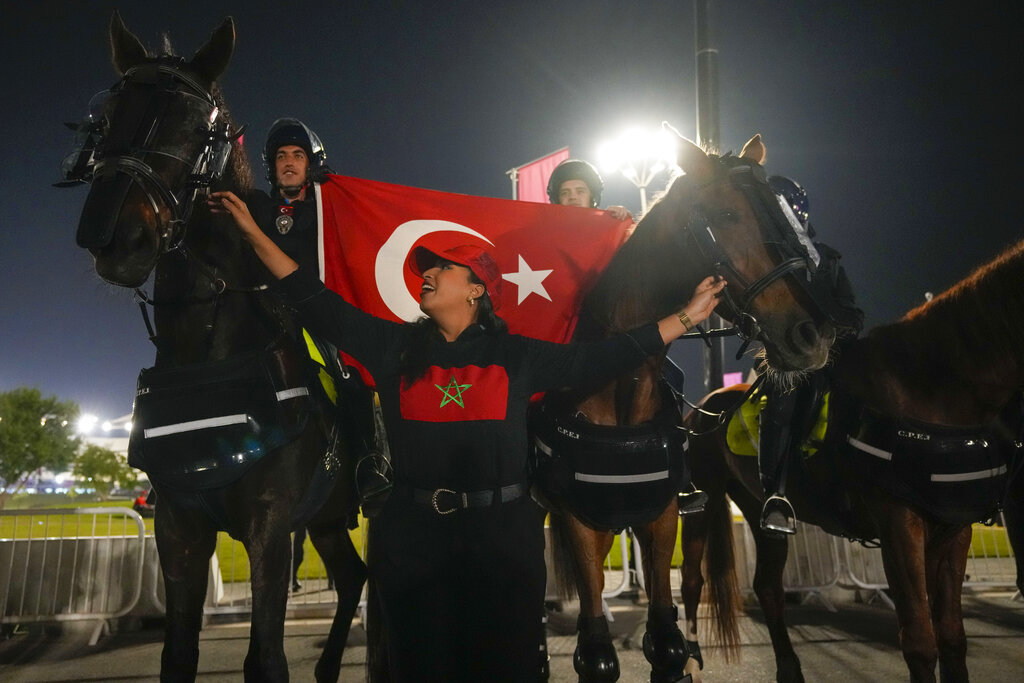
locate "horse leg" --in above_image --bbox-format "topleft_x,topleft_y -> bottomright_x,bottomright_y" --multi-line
875,501 -> 938,682
241,518 -> 292,682
634,501 -> 689,683
731,484 -> 805,683
154,501 -> 217,683
561,513 -> 619,682
1003,466 -> 1024,594
638,515 -> 690,683
926,524 -> 971,682
307,518 -> 367,683
679,506 -> 707,678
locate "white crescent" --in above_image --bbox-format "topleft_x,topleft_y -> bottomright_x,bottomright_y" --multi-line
375,219 -> 494,322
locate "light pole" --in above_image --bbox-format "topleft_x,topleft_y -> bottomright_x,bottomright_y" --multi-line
596,127 -> 678,214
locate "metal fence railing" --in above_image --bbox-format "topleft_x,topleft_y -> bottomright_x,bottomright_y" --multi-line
838,515 -> 1018,608
0,507 -> 147,645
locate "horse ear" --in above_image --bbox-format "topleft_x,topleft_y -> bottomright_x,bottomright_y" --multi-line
189,17 -> 235,84
665,122 -> 714,181
739,134 -> 767,165
109,11 -> 149,75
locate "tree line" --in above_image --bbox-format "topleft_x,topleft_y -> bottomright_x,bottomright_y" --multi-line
0,387 -> 137,509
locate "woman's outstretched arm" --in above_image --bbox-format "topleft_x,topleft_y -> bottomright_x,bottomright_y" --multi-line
210,190 -> 299,279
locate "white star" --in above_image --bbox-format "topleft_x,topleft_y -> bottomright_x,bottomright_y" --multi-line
502,254 -> 553,305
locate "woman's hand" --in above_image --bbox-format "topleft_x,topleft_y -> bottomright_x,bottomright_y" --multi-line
208,191 -> 299,280
657,275 -> 727,344
682,275 -> 727,327
209,191 -> 260,242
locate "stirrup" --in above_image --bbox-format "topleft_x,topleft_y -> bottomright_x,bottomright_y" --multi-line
678,488 -> 709,516
760,494 -> 797,536
355,452 -> 393,518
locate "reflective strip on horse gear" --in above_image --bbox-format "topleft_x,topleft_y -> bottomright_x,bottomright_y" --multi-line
145,414 -> 249,438
529,383 -> 689,530
575,470 -> 669,484
930,465 -> 1007,482
276,387 -> 310,401
841,398 -> 1018,526
846,435 -> 892,460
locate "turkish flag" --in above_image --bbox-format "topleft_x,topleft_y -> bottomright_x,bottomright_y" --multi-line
313,175 -> 631,383
513,147 -> 570,203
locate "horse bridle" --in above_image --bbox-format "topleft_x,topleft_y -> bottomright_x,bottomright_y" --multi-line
678,156 -> 822,352
64,57 -> 243,253
61,59 -> 273,352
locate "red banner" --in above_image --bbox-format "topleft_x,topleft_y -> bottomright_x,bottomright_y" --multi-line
513,148 -> 570,203
316,174 -> 630,338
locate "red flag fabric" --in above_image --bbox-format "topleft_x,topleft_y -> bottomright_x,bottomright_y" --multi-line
514,147 -> 570,203
314,175 -> 631,384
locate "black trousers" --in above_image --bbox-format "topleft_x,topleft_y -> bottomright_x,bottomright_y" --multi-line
368,495 -> 547,682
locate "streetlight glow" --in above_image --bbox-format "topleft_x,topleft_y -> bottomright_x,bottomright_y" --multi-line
596,126 -> 679,214
77,413 -> 98,434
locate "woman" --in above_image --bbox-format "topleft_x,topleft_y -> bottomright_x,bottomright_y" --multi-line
213,190 -> 725,682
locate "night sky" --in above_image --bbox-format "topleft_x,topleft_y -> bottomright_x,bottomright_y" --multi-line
0,2 -> 1018,424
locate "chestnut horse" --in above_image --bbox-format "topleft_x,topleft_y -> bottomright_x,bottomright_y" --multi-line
534,132 -> 839,682
67,15 -> 366,682
681,239 -> 1024,682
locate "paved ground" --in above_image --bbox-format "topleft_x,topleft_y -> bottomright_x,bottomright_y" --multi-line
2,591 -> 1022,681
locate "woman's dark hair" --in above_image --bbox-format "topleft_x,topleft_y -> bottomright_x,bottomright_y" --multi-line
398,266 -> 507,387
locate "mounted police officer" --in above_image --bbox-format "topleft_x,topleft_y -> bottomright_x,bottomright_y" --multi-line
247,117 -> 332,271
547,158 -> 632,222
758,175 -> 863,536
213,118 -> 389,516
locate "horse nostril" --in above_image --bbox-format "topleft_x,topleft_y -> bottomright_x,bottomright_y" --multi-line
788,320 -> 821,352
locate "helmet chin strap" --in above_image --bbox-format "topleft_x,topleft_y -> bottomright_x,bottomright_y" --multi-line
278,181 -> 307,200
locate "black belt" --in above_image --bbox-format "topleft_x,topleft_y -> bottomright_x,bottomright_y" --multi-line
398,482 -> 525,515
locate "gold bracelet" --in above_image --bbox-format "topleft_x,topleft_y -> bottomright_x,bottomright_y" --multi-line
677,311 -> 693,331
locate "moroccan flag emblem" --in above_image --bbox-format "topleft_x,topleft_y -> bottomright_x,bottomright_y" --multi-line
400,365 -> 508,422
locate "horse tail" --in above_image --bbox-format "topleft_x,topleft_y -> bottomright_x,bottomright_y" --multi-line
547,512 -> 580,599
703,489 -> 742,661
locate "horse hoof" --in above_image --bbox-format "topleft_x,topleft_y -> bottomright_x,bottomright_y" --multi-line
642,628 -> 688,681
573,639 -> 620,682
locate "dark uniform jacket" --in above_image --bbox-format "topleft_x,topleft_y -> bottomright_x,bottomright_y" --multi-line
247,189 -> 320,275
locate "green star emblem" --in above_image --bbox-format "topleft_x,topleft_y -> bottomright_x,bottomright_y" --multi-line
435,375 -> 472,408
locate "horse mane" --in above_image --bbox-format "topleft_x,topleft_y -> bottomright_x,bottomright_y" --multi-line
579,173 -> 699,337
210,82 -> 253,195
871,239 -> 1024,385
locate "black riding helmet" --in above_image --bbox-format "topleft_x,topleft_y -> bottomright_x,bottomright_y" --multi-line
262,117 -> 332,187
546,159 -> 603,207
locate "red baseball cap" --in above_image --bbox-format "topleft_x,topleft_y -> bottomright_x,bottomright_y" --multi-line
407,244 -> 503,309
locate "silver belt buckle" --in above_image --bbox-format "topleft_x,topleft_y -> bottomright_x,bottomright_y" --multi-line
431,488 -> 459,515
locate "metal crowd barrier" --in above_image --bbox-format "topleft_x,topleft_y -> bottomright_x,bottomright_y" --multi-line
0,507 -> 146,645
839,515 -> 1018,608
199,523 -> 365,620
733,517 -> 843,611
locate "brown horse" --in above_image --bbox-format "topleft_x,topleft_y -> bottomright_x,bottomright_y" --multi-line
534,132 -> 839,682
681,239 -> 1024,682
68,14 -> 366,682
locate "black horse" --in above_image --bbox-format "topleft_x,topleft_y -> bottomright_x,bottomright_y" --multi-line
68,14 -> 365,682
